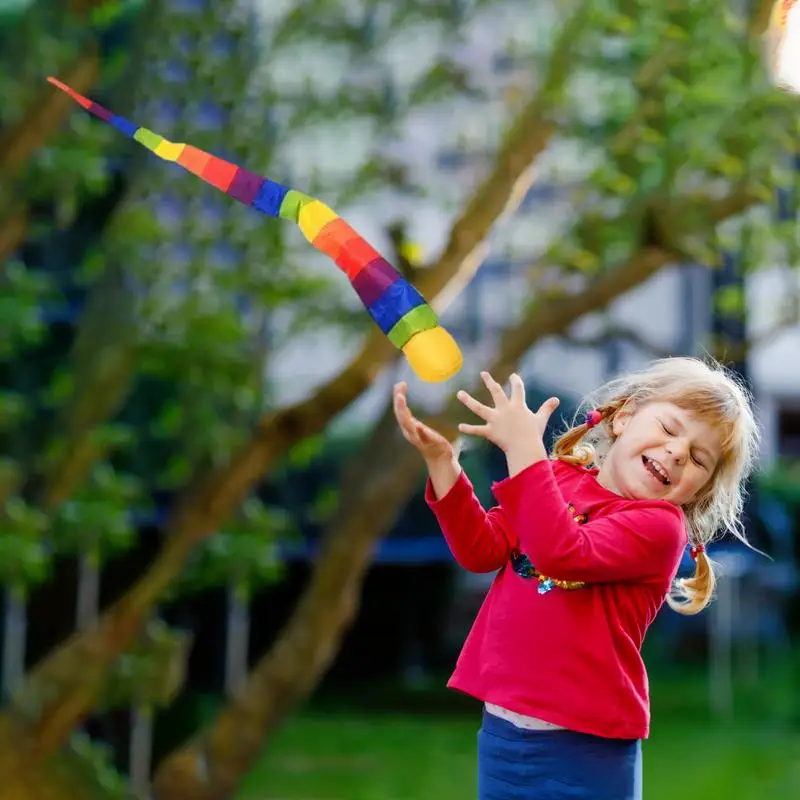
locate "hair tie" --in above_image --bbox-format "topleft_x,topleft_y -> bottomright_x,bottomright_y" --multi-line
690,543 -> 706,560
584,409 -> 603,429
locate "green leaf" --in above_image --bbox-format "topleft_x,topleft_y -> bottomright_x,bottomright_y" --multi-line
0,391 -> 29,428
287,435 -> 326,469
40,367 -> 76,409
714,283 -> 746,318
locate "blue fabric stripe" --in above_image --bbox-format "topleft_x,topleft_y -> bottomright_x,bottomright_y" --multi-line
252,179 -> 289,218
366,279 -> 426,335
109,116 -> 139,137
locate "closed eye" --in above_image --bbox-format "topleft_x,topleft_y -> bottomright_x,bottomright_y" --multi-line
661,420 -> 708,468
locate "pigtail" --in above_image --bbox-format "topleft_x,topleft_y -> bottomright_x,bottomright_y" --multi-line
667,543 -> 716,615
552,401 -> 623,466
552,423 -> 596,465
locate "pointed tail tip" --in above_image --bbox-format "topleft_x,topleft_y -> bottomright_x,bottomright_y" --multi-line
46,75 -> 90,107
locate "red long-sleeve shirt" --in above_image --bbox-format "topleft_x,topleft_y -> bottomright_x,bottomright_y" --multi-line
426,458 -> 687,740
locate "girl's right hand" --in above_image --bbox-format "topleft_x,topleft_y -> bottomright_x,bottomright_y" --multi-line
393,382 -> 455,464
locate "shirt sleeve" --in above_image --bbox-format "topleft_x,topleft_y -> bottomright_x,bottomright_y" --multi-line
425,470 -> 517,573
491,459 -> 687,584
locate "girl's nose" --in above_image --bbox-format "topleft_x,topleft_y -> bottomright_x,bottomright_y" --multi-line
665,440 -> 688,465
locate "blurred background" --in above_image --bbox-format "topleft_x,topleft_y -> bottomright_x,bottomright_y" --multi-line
0,0 -> 799,797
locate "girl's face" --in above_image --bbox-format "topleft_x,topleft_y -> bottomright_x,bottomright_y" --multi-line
597,401 -> 723,506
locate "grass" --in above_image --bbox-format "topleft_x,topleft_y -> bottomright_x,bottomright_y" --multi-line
237,659 -> 800,799
240,714 -> 476,800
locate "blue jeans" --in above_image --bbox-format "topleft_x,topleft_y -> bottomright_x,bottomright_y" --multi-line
477,709 -> 642,799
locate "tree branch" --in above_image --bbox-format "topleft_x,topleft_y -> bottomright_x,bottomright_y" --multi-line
0,41 -> 104,274
0,206 -> 28,266
67,0 -> 117,12
749,0 -> 778,36
560,261 -> 800,364
385,219 -> 422,281
0,49 -> 101,175
560,323 -> 673,360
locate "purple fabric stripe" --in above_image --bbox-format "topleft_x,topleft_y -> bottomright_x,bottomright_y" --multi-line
88,102 -> 113,122
351,257 -> 402,307
227,168 -> 264,205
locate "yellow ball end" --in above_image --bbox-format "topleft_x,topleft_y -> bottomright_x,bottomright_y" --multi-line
401,327 -> 463,383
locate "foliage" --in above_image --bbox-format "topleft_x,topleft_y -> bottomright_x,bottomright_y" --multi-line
101,619 -> 192,710
48,734 -> 130,800
0,495 -> 49,592
178,499 -> 293,601
757,459 -> 800,507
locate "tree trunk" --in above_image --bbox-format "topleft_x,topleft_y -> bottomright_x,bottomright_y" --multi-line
0,49 -> 101,175
0,206 -> 27,267
0,47 -> 103,268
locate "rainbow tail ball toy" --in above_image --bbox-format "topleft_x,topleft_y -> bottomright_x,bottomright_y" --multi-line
766,0 -> 800,94
47,77 -> 463,383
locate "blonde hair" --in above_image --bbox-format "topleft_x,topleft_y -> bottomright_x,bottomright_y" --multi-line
552,356 -> 760,615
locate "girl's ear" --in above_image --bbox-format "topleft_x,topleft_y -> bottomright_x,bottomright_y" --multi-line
611,400 -> 636,437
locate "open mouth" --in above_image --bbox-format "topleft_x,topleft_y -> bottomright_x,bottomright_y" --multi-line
642,455 -> 670,486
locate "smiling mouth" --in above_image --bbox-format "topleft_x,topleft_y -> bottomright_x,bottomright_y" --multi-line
642,455 -> 670,486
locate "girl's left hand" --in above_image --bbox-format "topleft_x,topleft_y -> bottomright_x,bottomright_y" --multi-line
457,372 -> 560,460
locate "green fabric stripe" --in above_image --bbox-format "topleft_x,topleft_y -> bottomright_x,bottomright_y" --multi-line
279,189 -> 315,222
133,127 -> 164,151
387,304 -> 438,349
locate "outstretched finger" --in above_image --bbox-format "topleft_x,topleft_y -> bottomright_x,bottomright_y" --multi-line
393,385 -> 409,419
456,389 -> 493,421
536,396 -> 560,425
457,422 -> 492,440
393,382 -> 413,412
509,373 -> 526,405
480,371 -> 508,406
394,384 -> 421,436
416,422 -> 450,447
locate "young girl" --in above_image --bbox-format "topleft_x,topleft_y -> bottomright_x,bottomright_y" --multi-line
393,356 -> 759,800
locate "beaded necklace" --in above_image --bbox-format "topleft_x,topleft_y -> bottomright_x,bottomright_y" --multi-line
510,502 -> 588,594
